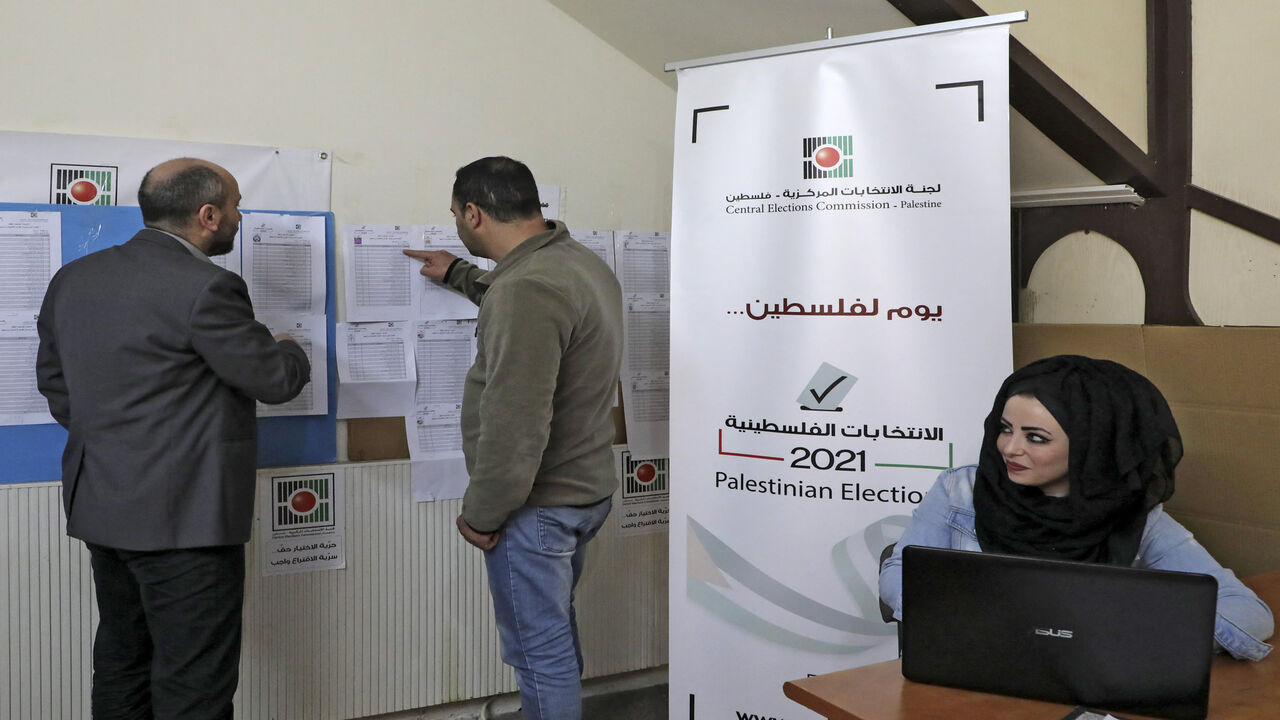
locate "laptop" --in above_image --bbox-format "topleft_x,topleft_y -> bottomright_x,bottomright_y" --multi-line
900,546 -> 1218,720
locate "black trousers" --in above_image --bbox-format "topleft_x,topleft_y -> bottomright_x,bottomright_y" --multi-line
86,542 -> 245,720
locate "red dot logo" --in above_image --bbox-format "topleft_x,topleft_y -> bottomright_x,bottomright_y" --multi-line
635,463 -> 656,484
69,179 -> 100,204
812,145 -> 842,170
289,489 -> 318,514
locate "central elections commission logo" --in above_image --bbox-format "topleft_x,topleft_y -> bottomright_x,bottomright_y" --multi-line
50,164 -> 118,205
802,135 -> 853,179
271,473 -> 337,531
620,451 -> 668,498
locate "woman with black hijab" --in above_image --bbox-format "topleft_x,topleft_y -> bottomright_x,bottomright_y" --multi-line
879,355 -> 1273,660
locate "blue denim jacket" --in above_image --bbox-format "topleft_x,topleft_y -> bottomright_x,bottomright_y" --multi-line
879,466 -> 1274,661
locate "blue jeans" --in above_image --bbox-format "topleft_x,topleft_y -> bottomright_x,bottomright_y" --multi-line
483,498 -> 612,720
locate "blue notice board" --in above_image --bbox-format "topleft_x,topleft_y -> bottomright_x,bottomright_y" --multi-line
1,203 -> 338,484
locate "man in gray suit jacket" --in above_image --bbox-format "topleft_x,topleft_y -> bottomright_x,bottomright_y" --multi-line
36,158 -> 311,719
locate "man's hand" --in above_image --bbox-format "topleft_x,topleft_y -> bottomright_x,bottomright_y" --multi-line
273,332 -> 295,342
403,249 -> 458,281
456,514 -> 499,550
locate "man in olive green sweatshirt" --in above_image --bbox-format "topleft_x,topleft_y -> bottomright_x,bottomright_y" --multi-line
404,156 -> 622,720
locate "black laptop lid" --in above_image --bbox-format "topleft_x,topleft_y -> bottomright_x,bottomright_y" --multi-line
900,546 -> 1218,720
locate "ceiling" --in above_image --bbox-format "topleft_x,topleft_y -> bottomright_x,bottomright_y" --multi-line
547,0 -> 914,89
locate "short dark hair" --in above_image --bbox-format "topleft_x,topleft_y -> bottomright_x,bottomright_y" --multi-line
138,162 -> 227,228
451,156 -> 542,223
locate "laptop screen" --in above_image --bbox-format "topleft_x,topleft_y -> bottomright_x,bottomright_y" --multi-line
900,546 -> 1217,720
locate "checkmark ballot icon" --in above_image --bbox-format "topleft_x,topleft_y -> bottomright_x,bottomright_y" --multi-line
796,361 -> 857,411
810,377 -> 846,403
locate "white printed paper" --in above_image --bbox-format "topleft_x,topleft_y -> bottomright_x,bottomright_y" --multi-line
406,318 -> 474,449
241,213 -> 326,315
210,242 -> 242,275
256,314 -> 328,417
615,230 -> 671,457
570,229 -> 616,273
412,319 -> 474,411
0,314 -> 54,425
343,224 -> 418,322
404,320 -> 476,453
405,410 -> 464,460
335,321 -> 415,418
407,319 -> 474,500
0,210 -> 61,313
260,467 -> 346,575
537,184 -> 562,221
414,225 -> 489,320
410,458 -> 469,502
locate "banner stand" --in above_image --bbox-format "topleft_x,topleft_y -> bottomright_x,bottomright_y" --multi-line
668,13 -> 1022,719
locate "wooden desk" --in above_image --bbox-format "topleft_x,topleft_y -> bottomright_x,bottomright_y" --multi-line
784,571 -> 1280,720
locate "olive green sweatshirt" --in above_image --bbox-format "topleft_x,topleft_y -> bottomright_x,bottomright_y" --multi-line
444,221 -> 623,532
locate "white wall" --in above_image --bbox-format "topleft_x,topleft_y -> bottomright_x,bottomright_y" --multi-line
989,0 -> 1147,195
0,0 -> 676,275
1019,231 -> 1145,324
986,0 -> 1148,153
983,1 -> 1280,326
1189,2 -> 1280,325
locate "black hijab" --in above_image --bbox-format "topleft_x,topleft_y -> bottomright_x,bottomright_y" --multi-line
972,355 -> 1181,565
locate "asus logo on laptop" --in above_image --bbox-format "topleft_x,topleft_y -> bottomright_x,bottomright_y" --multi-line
1033,627 -> 1074,639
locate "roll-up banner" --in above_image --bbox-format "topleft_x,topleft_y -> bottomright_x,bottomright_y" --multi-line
669,18 -> 1016,719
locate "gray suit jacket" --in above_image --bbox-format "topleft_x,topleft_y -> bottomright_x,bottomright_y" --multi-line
36,228 -> 311,550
